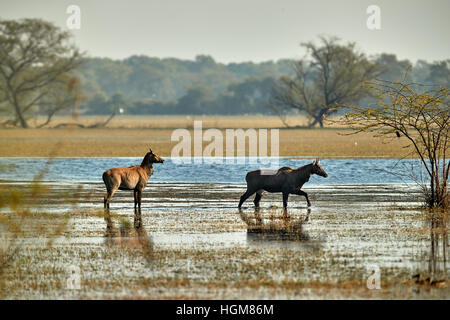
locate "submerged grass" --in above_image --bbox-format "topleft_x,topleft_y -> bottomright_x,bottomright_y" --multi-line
2,239 -> 448,299
0,181 -> 447,299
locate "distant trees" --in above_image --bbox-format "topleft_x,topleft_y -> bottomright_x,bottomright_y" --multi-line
426,60 -> 450,88
0,19 -> 82,128
122,78 -> 277,116
78,54 -> 292,115
375,54 -> 412,82
1,17 -> 449,119
270,36 -> 381,127
177,86 -> 216,114
219,77 -> 277,115
79,54 -> 286,106
76,41 -> 449,117
85,91 -> 129,116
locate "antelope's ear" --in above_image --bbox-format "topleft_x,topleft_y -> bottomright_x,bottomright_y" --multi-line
316,158 -> 320,164
149,148 -> 153,154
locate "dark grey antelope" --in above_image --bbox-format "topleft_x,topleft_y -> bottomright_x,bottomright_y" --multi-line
102,149 -> 164,209
238,159 -> 328,210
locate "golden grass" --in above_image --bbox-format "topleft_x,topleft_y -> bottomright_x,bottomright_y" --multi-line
0,115 -> 413,157
25,115 -> 313,129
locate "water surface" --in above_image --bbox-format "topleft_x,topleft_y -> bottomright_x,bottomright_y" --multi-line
0,157 -> 421,184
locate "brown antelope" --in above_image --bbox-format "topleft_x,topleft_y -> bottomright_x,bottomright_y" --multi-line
238,159 -> 328,210
102,148 -> 164,209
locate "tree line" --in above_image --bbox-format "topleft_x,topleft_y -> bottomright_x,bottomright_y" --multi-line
78,41 -> 449,124
0,18 -> 449,128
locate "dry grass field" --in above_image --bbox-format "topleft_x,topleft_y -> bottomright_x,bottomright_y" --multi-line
0,115 -> 412,158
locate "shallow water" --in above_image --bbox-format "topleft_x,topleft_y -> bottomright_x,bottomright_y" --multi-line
0,157 -> 448,299
0,157 -> 423,184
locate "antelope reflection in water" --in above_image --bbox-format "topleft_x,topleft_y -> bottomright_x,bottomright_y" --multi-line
104,208 -> 154,263
239,208 -> 322,249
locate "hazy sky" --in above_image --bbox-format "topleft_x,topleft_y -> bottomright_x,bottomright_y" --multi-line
0,0 -> 448,63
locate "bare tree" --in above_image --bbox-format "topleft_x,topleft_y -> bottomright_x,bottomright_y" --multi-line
36,76 -> 82,128
0,19 -> 82,128
270,36 -> 381,127
340,76 -> 449,208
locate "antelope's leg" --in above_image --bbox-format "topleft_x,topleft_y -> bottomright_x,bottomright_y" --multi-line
238,189 -> 255,209
105,193 -> 111,209
104,190 -> 108,209
137,189 -> 143,210
253,190 -> 263,208
104,186 -> 118,209
291,188 -> 311,207
133,189 -> 138,209
282,192 -> 289,209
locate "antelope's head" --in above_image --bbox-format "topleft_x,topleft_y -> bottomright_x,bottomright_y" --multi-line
146,148 -> 164,164
311,159 -> 328,177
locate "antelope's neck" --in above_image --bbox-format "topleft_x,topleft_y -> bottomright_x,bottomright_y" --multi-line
141,163 -> 154,177
296,164 -> 312,183
306,164 -> 313,177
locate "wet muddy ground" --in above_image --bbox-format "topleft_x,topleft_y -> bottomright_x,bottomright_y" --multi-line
0,181 -> 448,299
